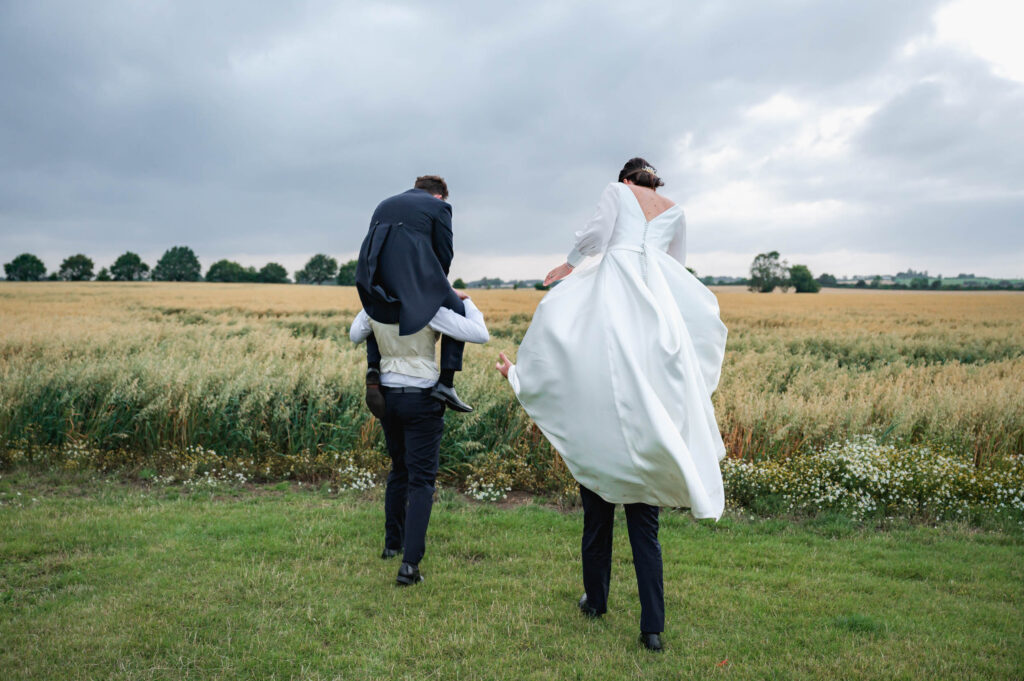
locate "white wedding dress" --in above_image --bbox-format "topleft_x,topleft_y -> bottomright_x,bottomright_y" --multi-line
507,182 -> 728,519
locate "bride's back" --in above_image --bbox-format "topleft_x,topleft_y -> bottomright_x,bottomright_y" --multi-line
606,182 -> 683,254
624,184 -> 676,222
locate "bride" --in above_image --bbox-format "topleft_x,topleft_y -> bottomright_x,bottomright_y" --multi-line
495,157 -> 728,652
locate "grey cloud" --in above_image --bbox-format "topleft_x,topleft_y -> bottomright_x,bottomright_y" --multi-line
2,0 -> 1020,277
855,57 -> 1024,192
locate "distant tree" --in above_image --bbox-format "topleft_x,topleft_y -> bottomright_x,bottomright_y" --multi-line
534,282 -> 549,291
3,253 -> 47,281
47,272 -> 59,281
855,279 -> 867,288
59,254 -> 95,281
686,266 -> 697,277
95,267 -> 111,281
815,273 -> 838,287
789,264 -> 820,293
453,278 -> 466,289
336,259 -> 357,286
206,259 -> 257,282
478,277 -> 503,289
110,252 -> 150,281
870,275 -> 882,289
930,279 -> 942,289
749,251 -> 789,293
258,262 -> 289,284
909,276 -> 930,290
152,246 -> 202,282
295,254 -> 338,285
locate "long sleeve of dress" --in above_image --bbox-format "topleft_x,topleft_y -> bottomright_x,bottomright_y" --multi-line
566,182 -> 619,268
666,211 -> 687,266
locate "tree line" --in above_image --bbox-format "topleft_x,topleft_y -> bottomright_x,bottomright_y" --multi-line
2,249 -> 361,286
746,251 -> 821,293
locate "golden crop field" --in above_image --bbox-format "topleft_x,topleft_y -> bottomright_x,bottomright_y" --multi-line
1,282 -> 1022,483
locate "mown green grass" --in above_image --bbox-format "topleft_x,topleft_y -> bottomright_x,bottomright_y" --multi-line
2,469 -> 1022,680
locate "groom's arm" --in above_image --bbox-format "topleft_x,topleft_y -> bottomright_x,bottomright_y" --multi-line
429,297 -> 489,344
349,309 -> 372,344
431,203 -> 455,275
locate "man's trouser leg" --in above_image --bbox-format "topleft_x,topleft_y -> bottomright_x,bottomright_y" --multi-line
366,334 -> 382,370
438,289 -> 466,375
392,390 -> 445,565
380,397 -> 407,552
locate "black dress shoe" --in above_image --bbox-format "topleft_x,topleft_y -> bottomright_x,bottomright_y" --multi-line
395,562 -> 423,586
429,383 -> 473,413
365,368 -> 385,419
380,548 -> 400,559
578,593 -> 601,619
640,632 -> 663,652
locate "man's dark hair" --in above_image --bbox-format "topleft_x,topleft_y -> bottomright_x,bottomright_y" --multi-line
414,175 -> 448,199
617,157 -> 665,189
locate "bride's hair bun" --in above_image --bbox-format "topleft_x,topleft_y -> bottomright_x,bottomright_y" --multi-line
618,157 -> 665,189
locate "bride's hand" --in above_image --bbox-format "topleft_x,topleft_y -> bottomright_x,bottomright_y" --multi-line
544,262 -> 573,287
495,352 -> 513,378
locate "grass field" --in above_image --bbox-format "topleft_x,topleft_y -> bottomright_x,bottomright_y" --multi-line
1,283 -> 1021,478
2,468 -> 1022,681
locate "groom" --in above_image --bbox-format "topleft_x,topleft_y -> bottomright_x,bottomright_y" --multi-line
355,175 -> 473,415
350,275 -> 489,586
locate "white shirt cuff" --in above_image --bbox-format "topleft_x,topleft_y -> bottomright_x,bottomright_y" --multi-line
566,247 -> 584,268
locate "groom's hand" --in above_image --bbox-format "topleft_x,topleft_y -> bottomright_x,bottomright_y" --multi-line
454,288 -> 469,300
544,262 -> 573,287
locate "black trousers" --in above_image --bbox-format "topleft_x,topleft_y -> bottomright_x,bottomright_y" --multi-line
579,484 -> 665,633
381,390 -> 446,566
366,289 -> 465,372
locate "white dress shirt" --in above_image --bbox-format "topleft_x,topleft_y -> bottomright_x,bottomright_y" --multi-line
350,297 -> 490,388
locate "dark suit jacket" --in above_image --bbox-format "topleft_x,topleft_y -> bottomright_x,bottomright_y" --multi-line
356,188 -> 454,335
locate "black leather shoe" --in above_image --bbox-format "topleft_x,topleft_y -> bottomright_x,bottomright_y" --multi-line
640,632 -> 663,652
380,548 -> 400,560
395,562 -> 423,586
578,594 -> 601,619
430,383 -> 473,412
365,368 -> 385,420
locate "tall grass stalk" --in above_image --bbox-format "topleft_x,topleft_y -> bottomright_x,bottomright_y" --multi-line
1,283 -> 1021,473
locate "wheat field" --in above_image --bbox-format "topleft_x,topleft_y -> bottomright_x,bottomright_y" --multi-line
1,283 -> 1021,481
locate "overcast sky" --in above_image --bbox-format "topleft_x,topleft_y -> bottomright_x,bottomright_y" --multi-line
2,0 -> 1022,280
